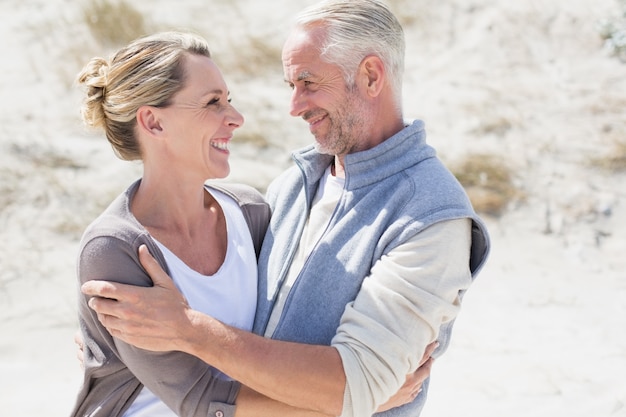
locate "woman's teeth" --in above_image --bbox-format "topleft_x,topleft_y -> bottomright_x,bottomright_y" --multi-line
211,141 -> 229,151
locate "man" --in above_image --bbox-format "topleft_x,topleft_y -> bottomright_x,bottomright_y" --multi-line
83,1 -> 490,416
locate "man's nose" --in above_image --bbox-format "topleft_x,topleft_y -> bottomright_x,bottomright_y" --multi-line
289,88 -> 307,117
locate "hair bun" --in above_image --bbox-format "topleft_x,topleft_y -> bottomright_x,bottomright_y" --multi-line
78,57 -> 109,89
77,57 -> 110,128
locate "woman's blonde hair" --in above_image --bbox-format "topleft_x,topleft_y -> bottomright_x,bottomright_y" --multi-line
76,31 -> 211,160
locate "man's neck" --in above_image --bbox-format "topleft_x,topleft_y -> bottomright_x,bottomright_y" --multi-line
331,156 -> 345,178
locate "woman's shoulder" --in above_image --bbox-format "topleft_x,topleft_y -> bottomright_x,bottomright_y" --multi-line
76,185 -> 159,286
81,182 -> 147,243
206,181 -> 267,206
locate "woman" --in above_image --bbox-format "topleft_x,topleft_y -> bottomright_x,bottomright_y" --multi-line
71,31 -> 271,417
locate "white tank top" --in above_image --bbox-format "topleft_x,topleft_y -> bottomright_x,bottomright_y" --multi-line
123,188 -> 258,417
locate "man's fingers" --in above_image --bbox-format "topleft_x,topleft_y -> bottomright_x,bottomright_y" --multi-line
81,279 -> 124,300
87,295 -> 144,324
74,329 -> 85,369
81,244 -> 171,301
74,329 -> 83,349
138,244 -> 173,289
139,244 -> 189,305
87,295 -> 122,318
94,308 -> 131,336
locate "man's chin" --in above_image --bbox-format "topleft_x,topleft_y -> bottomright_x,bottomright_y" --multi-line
313,142 -> 334,156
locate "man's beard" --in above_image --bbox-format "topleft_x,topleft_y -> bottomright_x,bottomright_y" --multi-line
313,89 -> 367,156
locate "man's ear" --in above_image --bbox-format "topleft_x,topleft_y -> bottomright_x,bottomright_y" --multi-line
359,55 -> 385,97
136,106 -> 163,136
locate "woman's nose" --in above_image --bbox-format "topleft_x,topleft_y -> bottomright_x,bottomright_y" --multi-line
227,105 -> 244,128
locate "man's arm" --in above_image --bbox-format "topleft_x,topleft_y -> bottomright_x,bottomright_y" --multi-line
84,217 -> 462,416
73,322 -> 434,415
233,351 -> 434,416
85,245 -> 346,415
331,218 -> 472,416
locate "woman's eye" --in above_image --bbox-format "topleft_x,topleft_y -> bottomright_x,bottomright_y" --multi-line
207,97 -> 232,106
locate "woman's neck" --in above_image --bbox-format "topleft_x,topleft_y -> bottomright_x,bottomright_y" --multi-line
131,173 -> 208,233
132,173 -> 228,275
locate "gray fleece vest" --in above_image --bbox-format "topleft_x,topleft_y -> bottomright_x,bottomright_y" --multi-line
254,120 -> 490,416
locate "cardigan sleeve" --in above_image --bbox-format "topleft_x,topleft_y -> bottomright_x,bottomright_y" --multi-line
331,218 -> 472,417
77,234 -> 240,417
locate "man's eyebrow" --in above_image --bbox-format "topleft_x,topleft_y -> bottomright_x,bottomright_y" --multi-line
297,71 -> 312,81
285,70 -> 313,84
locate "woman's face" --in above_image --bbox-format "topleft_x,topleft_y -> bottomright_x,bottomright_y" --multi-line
157,54 -> 244,181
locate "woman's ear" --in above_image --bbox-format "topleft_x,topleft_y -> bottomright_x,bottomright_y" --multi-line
136,106 -> 163,137
359,55 -> 385,97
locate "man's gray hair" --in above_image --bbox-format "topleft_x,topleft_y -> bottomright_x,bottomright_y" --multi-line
294,0 -> 405,97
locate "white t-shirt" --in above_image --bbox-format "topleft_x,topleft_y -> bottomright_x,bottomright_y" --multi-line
123,189 -> 258,417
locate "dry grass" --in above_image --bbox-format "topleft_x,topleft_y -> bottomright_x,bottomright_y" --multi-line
589,137 -> 626,172
451,153 -> 521,217
235,129 -> 271,148
0,142 -> 85,211
0,167 -> 23,212
385,0 -> 440,28
213,35 -> 283,79
10,142 -> 86,170
471,115 -> 514,137
81,0 -> 150,46
24,0 -> 154,91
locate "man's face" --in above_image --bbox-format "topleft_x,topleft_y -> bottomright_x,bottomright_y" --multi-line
282,26 -> 368,157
